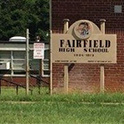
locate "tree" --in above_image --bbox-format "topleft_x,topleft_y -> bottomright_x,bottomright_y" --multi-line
0,0 -> 49,41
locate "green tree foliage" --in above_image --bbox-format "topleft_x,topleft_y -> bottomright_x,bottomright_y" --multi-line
0,0 -> 49,41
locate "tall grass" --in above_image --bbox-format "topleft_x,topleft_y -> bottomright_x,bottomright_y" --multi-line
1,87 -> 124,103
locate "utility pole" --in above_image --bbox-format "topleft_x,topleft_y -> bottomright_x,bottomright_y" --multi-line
49,0 -> 53,95
26,29 -> 29,95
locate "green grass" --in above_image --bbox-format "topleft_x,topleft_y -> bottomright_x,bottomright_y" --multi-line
1,101 -> 124,124
1,87 -> 124,124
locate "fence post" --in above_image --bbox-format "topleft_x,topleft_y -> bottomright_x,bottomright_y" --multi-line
37,76 -> 41,94
0,79 -> 1,94
16,85 -> 19,95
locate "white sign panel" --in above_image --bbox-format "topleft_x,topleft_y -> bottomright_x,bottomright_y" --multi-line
52,34 -> 117,63
33,43 -> 44,59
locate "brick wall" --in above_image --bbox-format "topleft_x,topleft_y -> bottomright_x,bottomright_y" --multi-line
0,77 -> 49,87
52,0 -> 124,93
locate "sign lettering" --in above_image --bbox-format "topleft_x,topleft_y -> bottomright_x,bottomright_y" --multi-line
52,34 -> 116,63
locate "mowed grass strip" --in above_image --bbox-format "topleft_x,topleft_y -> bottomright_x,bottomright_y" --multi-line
0,87 -> 124,123
0,101 -> 124,124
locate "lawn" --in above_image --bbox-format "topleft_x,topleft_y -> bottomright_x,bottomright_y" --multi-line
0,87 -> 124,124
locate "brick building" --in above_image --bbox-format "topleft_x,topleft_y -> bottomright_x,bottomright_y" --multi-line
51,0 -> 124,93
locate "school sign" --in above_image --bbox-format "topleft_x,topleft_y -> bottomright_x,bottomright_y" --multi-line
52,20 -> 117,63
